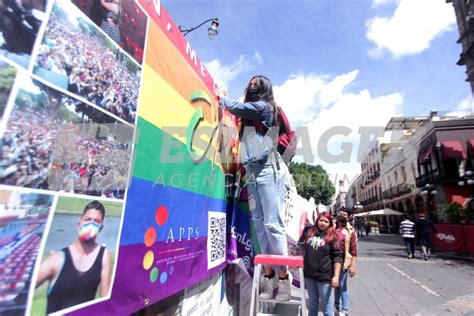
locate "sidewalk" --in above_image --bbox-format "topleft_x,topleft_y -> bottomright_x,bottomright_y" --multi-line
271,234 -> 474,315
430,248 -> 474,262
359,233 -> 474,262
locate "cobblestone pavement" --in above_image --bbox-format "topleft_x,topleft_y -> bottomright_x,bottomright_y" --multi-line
274,234 -> 474,315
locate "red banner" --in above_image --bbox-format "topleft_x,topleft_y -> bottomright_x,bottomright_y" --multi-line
463,225 -> 474,255
432,224 -> 466,252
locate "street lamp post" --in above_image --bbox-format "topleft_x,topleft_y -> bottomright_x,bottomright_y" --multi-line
179,18 -> 219,39
458,170 -> 474,187
353,202 -> 363,214
422,183 -> 438,222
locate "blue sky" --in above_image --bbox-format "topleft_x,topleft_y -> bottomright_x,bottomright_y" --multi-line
162,0 -> 473,184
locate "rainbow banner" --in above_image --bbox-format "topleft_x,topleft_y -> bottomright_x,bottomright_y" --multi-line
0,0 -> 242,314
67,2 -> 229,314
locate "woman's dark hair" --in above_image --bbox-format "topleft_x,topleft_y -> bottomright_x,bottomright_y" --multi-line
244,75 -> 279,127
82,200 -> 106,219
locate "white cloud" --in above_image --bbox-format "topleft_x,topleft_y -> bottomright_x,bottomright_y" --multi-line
273,70 -> 360,126
274,71 -> 403,183
447,95 -> 474,116
366,0 -> 456,58
273,73 -> 325,125
371,0 -> 398,9
319,70 -> 359,107
204,53 -> 263,90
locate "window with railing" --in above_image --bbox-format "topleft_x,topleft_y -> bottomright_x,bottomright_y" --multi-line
431,151 -> 439,172
411,162 -> 417,180
445,158 -> 459,174
401,166 -> 407,184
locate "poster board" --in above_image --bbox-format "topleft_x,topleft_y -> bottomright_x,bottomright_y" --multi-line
0,0 -> 230,314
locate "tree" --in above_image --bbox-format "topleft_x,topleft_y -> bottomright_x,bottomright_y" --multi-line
0,66 -> 16,92
288,162 -> 335,205
443,202 -> 463,224
0,65 -> 17,112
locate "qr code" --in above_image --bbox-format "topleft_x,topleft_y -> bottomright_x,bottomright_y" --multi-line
207,211 -> 226,269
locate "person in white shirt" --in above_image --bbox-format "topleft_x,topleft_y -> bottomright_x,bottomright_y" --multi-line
399,215 -> 416,259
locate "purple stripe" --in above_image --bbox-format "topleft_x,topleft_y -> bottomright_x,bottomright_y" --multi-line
66,238 -> 226,315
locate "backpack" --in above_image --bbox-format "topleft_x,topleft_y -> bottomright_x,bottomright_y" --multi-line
342,225 -> 355,270
247,106 -> 296,164
275,106 -> 297,164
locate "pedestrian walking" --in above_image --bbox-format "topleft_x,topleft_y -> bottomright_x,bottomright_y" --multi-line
365,218 -> 370,237
218,75 -> 293,301
355,217 -> 365,238
415,213 -> 438,260
399,215 -> 416,259
298,212 -> 342,316
334,209 -> 358,316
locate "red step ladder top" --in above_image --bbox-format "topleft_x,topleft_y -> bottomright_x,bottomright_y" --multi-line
254,254 -> 304,267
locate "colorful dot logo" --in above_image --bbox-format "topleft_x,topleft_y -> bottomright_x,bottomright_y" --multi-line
143,250 -> 154,270
160,271 -> 168,284
144,227 -> 156,247
142,205 -> 171,284
155,206 -> 168,226
150,267 -> 159,282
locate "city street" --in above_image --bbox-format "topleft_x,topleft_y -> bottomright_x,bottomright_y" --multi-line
277,234 -> 474,315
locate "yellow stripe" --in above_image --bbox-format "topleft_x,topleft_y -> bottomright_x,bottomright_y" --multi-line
138,64 -> 217,159
145,22 -> 217,124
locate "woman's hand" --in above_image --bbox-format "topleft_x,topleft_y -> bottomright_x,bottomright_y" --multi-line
349,264 -> 357,277
331,275 -> 339,288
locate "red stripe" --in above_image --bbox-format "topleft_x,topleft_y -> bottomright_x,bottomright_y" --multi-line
137,1 -> 218,96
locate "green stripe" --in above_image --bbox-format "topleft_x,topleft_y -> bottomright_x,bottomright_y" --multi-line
133,117 -> 226,200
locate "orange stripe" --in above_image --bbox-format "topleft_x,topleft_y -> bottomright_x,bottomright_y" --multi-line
145,22 -> 217,124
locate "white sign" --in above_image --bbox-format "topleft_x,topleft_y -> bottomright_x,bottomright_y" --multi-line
182,273 -> 222,316
436,233 -> 456,243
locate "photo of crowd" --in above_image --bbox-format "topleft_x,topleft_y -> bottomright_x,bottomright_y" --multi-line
0,60 -> 17,119
72,0 -> 147,64
0,75 -> 133,199
33,0 -> 141,124
0,0 -> 46,69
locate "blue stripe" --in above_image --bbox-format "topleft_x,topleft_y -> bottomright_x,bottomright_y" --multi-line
120,177 -> 226,246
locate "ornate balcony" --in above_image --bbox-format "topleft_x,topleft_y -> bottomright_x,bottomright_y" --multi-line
416,170 -> 461,188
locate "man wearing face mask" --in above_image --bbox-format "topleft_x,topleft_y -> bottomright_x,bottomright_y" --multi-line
36,200 -> 112,314
334,208 -> 358,316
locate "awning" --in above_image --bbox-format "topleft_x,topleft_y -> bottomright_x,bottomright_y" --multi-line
441,140 -> 466,160
418,143 -> 434,163
354,208 -> 404,217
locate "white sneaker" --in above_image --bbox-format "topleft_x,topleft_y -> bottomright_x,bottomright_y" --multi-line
275,273 -> 292,302
259,274 -> 277,299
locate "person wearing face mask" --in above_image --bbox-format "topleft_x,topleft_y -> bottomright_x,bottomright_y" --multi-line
218,76 -> 293,301
298,212 -> 342,316
334,209 -> 358,316
36,200 -> 112,314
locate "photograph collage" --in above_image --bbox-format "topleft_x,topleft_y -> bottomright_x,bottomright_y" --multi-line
0,0 -> 148,314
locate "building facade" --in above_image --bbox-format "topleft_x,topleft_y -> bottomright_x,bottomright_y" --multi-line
359,140 -> 383,211
346,113 -> 474,224
416,115 -> 474,222
332,179 -> 347,213
380,116 -> 429,219
447,0 -> 474,92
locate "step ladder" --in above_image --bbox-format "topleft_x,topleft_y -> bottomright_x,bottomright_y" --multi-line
250,254 -> 307,316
